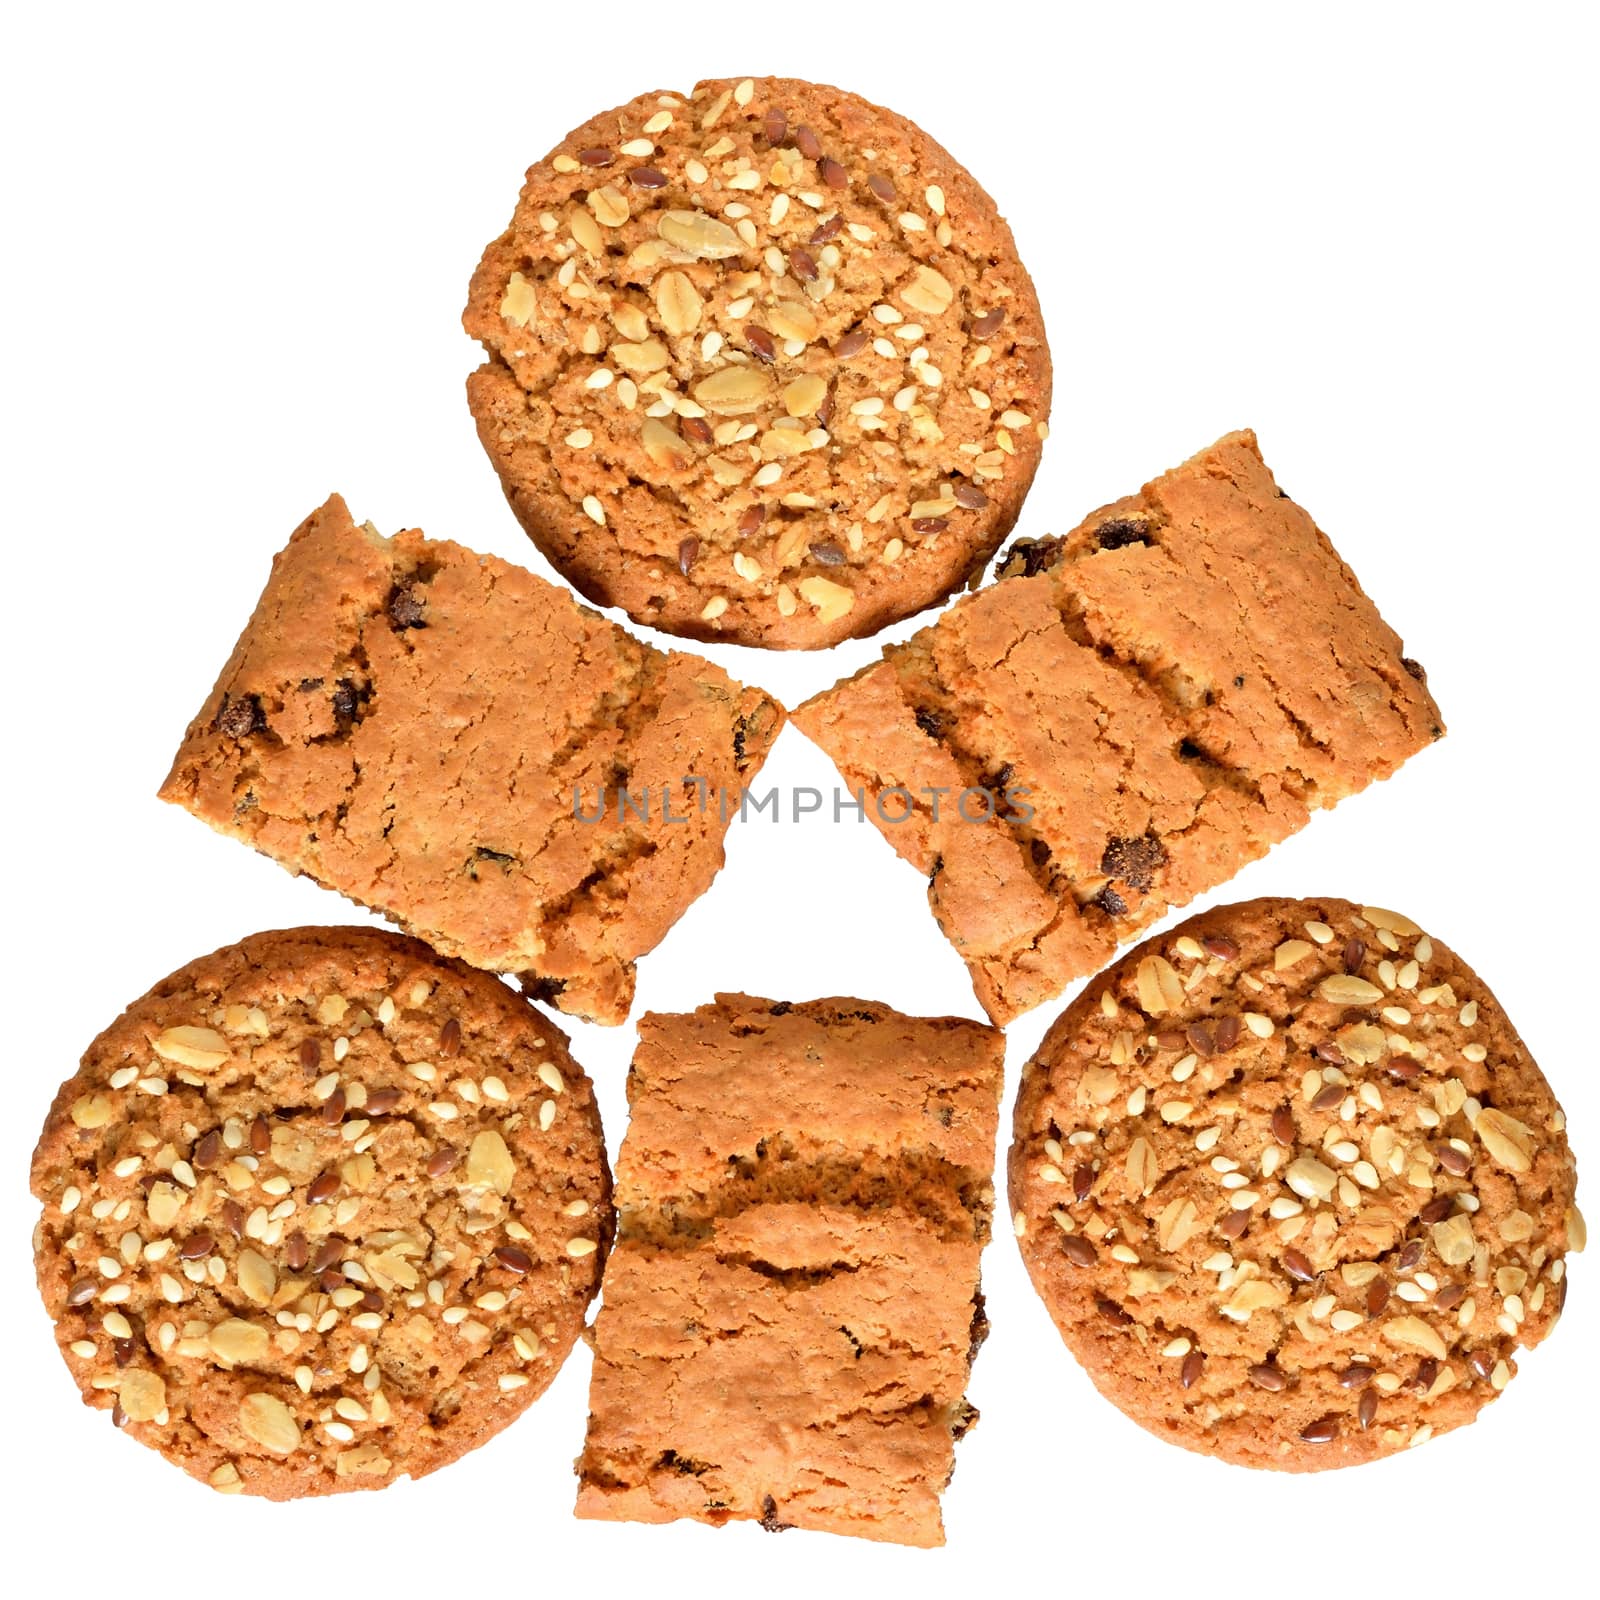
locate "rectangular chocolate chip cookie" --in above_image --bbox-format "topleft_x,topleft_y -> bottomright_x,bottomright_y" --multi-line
576,995 -> 1003,1546
160,497 -> 783,1025
792,430 -> 1444,1025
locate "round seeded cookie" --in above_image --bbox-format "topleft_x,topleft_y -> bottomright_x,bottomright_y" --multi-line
1009,898 -> 1583,1470
30,927 -> 613,1499
464,75 -> 1051,649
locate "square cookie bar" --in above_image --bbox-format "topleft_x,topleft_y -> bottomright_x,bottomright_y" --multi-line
576,995 -> 1004,1546
160,497 -> 782,1025
792,431 -> 1444,1025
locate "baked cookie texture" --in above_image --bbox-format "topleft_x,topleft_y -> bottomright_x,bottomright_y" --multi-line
793,431 -> 1444,1024
576,995 -> 1004,1546
30,927 -> 613,1499
1009,899 -> 1582,1471
158,496 -> 783,1025
464,75 -> 1051,649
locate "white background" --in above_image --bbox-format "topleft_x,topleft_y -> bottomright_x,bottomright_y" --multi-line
3,2 -> 1595,1591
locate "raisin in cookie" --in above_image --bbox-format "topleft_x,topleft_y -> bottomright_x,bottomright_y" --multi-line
464,75 -> 1051,649
1009,898 -> 1582,1470
30,927 -> 612,1498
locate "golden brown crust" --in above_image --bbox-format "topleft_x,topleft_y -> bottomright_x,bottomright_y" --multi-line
157,495 -> 783,1025
1009,899 -> 1582,1471
577,994 -> 1004,1545
464,75 -> 1051,649
793,431 -> 1445,1023
31,926 -> 613,1499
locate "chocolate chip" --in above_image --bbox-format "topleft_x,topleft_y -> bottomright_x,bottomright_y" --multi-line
809,542 -> 844,566
952,482 -> 989,510
1095,518 -> 1150,550
1060,1235 -> 1097,1268
1300,1415 -> 1339,1444
629,167 -> 667,188
819,156 -> 848,189
789,247 -> 818,282
1180,1351 -> 1205,1389
746,325 -> 777,362
1280,1248 -> 1316,1283
1271,1104 -> 1297,1145
1401,657 -> 1427,682
793,124 -> 823,160
1099,833 -> 1167,892
914,707 -> 947,739
494,1245 -> 533,1276
577,146 -> 613,167
681,416 -> 712,445
1030,838 -> 1052,868
763,109 -> 787,145
867,172 -> 895,202
1248,1362 -> 1287,1391
972,308 -> 1004,338
678,538 -> 699,576
387,583 -> 427,630
215,694 -> 264,740
439,1018 -> 462,1058
738,503 -> 767,537
834,328 -> 868,358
